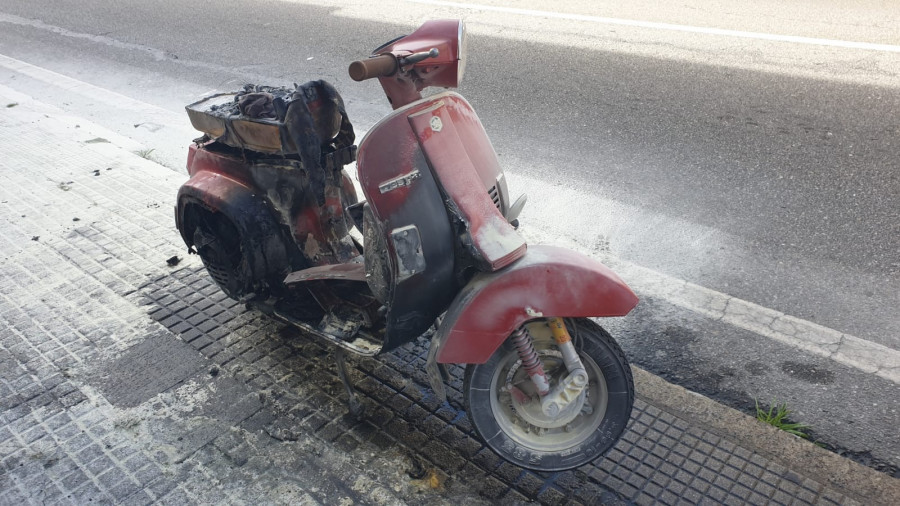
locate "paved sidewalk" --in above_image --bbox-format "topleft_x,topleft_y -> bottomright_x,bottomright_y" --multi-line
1,85 -> 897,505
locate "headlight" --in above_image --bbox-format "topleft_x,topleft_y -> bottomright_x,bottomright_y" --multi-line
457,21 -> 468,85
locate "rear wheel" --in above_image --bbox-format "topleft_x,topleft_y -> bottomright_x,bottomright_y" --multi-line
192,212 -> 247,299
464,318 -> 633,471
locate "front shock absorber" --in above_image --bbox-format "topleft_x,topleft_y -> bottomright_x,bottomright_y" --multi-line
547,317 -> 588,385
510,326 -> 550,396
541,317 -> 590,418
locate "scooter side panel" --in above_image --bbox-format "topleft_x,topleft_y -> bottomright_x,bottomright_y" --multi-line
185,141 -> 255,183
432,245 -> 639,364
358,101 -> 457,350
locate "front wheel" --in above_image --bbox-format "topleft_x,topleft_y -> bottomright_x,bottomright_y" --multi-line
464,318 -> 633,471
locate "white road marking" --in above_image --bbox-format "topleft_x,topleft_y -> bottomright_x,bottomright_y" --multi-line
408,0 -> 900,53
3,51 -> 898,384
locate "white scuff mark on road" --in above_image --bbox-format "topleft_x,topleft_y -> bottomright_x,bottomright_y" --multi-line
517,222 -> 900,385
407,0 -> 900,53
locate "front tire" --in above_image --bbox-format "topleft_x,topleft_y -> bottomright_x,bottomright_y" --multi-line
464,318 -> 633,471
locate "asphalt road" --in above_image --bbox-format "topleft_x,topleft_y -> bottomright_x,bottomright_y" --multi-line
1,0 -> 898,473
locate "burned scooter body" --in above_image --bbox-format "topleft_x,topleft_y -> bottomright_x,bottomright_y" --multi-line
176,20 -> 639,471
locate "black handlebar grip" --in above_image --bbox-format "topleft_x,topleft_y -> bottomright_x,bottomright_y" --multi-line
349,54 -> 399,81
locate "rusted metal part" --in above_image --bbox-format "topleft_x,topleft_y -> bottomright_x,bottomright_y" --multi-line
510,326 -> 551,396
301,277 -> 378,315
283,261 -> 367,284
281,259 -> 383,337
362,204 -> 392,305
268,308 -> 382,356
319,309 -> 363,341
185,82 -> 353,157
181,81 -> 362,270
334,348 -> 366,418
183,144 -> 356,271
390,225 -> 426,281
508,385 -> 531,405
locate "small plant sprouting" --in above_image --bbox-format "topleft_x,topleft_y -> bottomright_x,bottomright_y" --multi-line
756,399 -> 810,438
135,148 -> 156,160
755,398 -> 812,439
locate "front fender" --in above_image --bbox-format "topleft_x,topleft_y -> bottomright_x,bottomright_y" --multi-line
432,245 -> 638,364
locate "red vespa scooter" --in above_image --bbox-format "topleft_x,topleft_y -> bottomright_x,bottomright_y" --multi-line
176,19 -> 638,471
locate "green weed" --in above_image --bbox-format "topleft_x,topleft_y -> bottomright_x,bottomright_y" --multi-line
755,399 -> 812,439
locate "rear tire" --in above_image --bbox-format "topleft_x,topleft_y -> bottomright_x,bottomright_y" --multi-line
464,318 -> 633,471
192,213 -> 248,300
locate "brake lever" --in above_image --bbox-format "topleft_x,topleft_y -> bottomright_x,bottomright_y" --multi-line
399,48 -> 440,67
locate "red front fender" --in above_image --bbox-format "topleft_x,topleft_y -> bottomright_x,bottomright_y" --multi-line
433,245 -> 638,364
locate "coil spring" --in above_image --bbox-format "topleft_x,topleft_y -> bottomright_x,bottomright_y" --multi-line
511,326 -> 544,377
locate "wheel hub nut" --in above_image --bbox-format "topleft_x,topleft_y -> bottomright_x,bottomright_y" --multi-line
544,402 -> 560,417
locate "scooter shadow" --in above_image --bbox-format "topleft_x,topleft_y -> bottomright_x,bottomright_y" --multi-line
140,263 -> 629,502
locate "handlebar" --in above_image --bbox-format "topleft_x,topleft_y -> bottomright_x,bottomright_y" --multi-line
348,54 -> 398,82
348,48 -> 440,82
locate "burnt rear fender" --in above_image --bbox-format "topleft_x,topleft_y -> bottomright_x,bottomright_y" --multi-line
177,171 -> 289,292
430,245 -> 638,364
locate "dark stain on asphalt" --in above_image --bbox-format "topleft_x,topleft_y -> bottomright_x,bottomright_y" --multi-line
833,449 -> 900,478
623,328 -> 756,411
745,360 -> 770,376
780,361 -> 835,385
662,325 -> 698,344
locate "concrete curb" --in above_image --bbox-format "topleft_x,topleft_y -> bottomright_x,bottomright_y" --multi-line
633,366 -> 900,505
